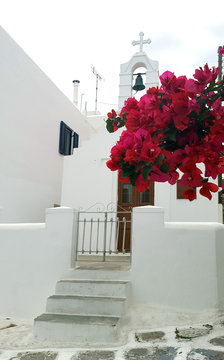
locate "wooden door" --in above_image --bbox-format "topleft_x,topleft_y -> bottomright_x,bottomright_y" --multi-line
117,180 -> 154,252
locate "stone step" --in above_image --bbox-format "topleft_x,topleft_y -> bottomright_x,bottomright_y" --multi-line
46,294 -> 127,316
77,254 -> 130,262
55,279 -> 130,297
33,313 -> 120,345
61,268 -> 131,281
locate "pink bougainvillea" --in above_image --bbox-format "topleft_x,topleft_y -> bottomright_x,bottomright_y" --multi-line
106,64 -> 224,201
218,46 -> 224,55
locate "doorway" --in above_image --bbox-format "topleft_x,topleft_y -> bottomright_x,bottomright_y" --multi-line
117,180 -> 154,252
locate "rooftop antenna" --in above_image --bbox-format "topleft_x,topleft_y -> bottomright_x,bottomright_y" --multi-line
91,65 -> 102,113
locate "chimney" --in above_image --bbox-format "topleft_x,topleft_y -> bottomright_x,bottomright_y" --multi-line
72,80 -> 80,106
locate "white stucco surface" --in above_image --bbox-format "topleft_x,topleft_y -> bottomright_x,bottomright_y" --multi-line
61,125 -> 121,211
0,207 -> 78,318
130,205 -> 224,322
0,26 -> 93,223
155,181 -> 221,222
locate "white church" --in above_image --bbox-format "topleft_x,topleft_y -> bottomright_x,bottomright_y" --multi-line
1,27 -> 224,346
0,26 -> 221,225
61,32 -> 221,224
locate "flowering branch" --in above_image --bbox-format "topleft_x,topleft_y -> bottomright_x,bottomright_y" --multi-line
106,64 -> 224,201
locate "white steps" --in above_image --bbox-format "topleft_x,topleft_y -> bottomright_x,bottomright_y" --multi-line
46,294 -> 126,316
34,275 -> 130,345
34,313 -> 120,345
56,279 -> 129,297
61,268 -> 131,281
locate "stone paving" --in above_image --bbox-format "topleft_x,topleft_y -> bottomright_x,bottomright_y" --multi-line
3,323 -> 224,359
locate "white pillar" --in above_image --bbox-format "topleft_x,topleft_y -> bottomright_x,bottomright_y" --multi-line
45,206 -> 79,268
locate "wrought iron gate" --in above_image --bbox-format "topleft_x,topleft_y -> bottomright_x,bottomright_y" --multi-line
76,211 -> 131,261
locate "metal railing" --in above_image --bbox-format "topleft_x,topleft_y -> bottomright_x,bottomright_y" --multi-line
76,211 -> 131,261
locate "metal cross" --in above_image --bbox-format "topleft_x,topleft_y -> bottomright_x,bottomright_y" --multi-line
132,32 -> 151,52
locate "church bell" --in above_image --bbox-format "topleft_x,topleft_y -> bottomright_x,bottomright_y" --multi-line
132,73 -> 145,92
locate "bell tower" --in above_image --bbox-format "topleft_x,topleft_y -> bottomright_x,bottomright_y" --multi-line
118,32 -> 159,110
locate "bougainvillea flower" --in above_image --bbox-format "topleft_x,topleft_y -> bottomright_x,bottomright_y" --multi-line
124,149 -> 138,164
106,159 -> 120,171
168,170 -> 179,185
107,109 -> 117,118
136,174 -> 150,192
122,97 -> 139,112
150,167 -> 169,182
205,156 -> 224,179
185,65 -> 219,93
140,140 -> 160,162
183,189 -> 197,201
218,46 -> 224,54
173,114 -> 190,131
118,170 -> 130,183
138,92 -> 160,113
188,98 -> 201,115
160,71 -> 176,91
110,144 -> 125,162
193,64 -> 219,91
185,78 -> 201,93
126,109 -> 141,132
172,92 -> 189,114
199,182 -> 219,200
180,172 -> 202,188
179,165 -> 202,188
147,87 -> 159,95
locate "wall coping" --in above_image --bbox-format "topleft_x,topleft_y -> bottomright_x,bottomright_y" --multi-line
46,207 -> 78,214
0,223 -> 45,230
165,222 -> 224,230
133,205 -> 164,213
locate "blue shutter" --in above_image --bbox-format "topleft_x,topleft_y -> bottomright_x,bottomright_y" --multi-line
73,132 -> 79,148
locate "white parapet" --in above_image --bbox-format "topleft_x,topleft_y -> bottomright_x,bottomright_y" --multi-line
130,205 -> 224,316
0,207 -> 79,318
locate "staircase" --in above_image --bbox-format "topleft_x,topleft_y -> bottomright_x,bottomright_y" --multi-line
33,257 -> 131,346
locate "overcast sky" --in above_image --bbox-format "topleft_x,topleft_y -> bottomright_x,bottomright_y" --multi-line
1,0 -> 224,114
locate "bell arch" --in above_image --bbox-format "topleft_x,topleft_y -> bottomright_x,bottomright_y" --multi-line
132,65 -> 147,100
118,32 -> 159,110
132,62 -> 146,73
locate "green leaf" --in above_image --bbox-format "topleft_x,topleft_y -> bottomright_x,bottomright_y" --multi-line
121,164 -> 135,179
188,110 -> 198,121
129,174 -> 137,186
121,170 -> 131,178
142,165 -> 152,181
160,163 -> 169,173
167,131 -> 176,142
106,120 -> 114,133
158,154 -> 165,161
159,98 -> 168,110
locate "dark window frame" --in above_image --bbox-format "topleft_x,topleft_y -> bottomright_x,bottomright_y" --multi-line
59,121 -> 79,156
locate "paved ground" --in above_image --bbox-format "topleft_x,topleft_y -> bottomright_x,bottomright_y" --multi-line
2,321 -> 224,359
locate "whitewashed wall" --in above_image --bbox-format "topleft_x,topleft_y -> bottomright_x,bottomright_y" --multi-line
61,125 -> 120,212
1,205 -> 224,320
155,181 -> 221,222
0,27 -> 93,223
130,205 -> 224,323
0,207 -> 78,318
